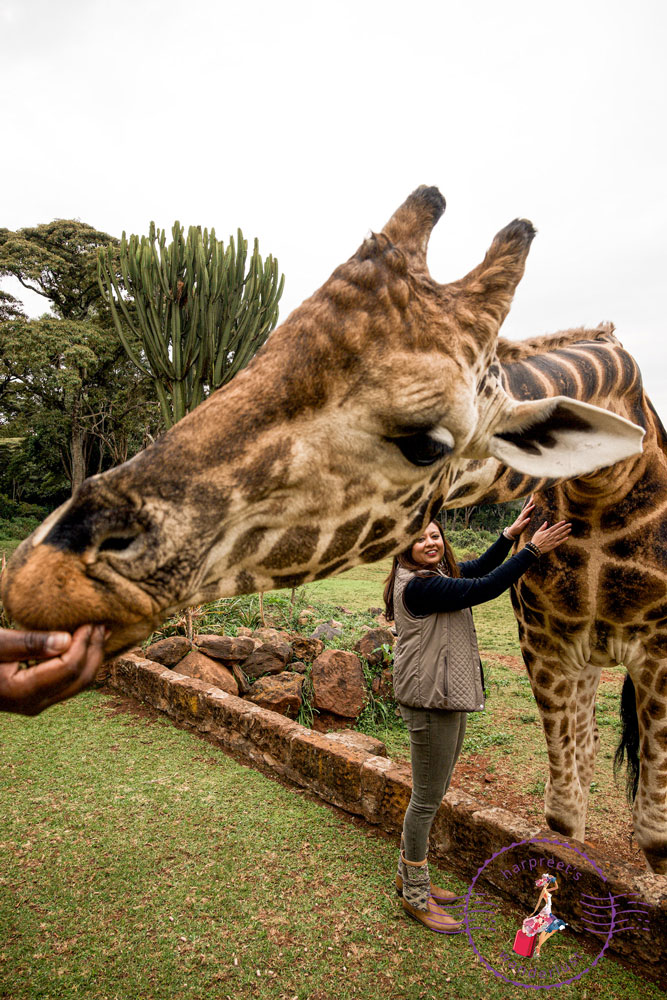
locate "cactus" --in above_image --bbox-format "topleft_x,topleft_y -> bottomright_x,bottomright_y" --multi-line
98,222 -> 284,427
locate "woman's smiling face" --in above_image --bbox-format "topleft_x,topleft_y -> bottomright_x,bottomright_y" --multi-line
411,521 -> 445,568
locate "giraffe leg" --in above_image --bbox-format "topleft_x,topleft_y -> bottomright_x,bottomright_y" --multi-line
523,647 -> 587,841
574,663 -> 602,818
627,658 -> 667,874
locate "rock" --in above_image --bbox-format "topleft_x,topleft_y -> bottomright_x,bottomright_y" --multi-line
289,636 -> 324,663
297,609 -> 317,626
289,660 -> 307,674
335,606 -> 355,616
311,649 -> 366,718
252,627 -> 291,644
371,667 -> 394,701
246,672 -> 304,717
174,649 -> 238,696
324,730 -> 387,756
353,628 -> 395,665
237,627 -> 254,637
309,623 -> 343,641
311,711 -> 355,733
195,634 -> 259,662
144,636 -> 192,666
242,641 -> 291,679
368,607 -> 384,616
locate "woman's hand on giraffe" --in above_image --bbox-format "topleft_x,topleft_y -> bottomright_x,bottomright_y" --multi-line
529,520 -> 572,554
505,495 -> 536,539
0,624 -> 106,716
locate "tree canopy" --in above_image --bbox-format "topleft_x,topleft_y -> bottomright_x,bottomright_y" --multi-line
0,317 -> 159,496
0,220 -> 119,320
0,290 -> 26,322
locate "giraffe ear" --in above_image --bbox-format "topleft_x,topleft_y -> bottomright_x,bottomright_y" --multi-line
486,397 -> 645,477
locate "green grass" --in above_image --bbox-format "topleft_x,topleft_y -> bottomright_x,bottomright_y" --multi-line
301,559 -> 390,614
0,691 -> 659,1000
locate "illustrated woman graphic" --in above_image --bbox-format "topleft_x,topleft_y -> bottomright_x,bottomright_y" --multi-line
521,874 -> 568,957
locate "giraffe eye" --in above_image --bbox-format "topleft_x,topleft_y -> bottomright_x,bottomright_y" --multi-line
390,429 -> 454,467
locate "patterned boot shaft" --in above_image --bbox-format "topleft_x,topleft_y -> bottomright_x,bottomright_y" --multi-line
396,833 -> 406,886
399,853 -> 431,912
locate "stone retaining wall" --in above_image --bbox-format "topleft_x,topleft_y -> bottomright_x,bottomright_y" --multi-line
108,653 -> 667,985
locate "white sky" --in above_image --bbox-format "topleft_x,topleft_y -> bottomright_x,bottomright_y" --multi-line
2,0 -> 666,416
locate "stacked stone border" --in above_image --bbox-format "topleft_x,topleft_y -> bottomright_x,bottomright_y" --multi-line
108,653 -> 667,985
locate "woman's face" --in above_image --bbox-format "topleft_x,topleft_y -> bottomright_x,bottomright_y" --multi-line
411,522 -> 445,568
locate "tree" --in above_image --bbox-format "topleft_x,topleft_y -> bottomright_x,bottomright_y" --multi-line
98,222 -> 285,428
0,318 -> 160,494
0,220 -> 119,320
0,220 -> 161,498
0,290 -> 26,322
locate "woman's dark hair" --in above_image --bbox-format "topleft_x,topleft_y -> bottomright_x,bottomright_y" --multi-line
383,520 -> 460,621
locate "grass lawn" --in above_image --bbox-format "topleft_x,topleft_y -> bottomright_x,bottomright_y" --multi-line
0,691 -> 658,1000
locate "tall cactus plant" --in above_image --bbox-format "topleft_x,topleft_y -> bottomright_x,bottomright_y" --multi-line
98,222 -> 284,428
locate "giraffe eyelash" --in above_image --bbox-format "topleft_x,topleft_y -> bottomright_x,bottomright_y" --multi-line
389,427 -> 454,467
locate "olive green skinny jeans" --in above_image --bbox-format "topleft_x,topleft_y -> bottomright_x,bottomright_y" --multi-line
399,704 -> 467,862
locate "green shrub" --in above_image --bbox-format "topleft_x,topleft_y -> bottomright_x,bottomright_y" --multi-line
447,527 -> 498,555
0,494 -> 49,520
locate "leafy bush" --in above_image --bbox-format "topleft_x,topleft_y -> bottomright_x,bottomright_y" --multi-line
296,666 -> 318,728
0,494 -> 49,521
447,527 -> 498,554
356,656 -> 398,731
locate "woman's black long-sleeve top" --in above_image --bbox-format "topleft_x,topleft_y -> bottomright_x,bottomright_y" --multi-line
403,532 -> 539,618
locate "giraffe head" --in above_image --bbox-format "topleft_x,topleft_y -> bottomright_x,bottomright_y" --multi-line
1,187 -> 644,654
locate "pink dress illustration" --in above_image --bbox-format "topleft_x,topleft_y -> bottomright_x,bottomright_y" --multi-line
522,890 -> 567,937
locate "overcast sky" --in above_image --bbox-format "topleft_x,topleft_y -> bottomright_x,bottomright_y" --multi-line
2,0 -> 666,416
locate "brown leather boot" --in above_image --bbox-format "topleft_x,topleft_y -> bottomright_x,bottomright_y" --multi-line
396,836 -> 458,903
398,854 -> 462,934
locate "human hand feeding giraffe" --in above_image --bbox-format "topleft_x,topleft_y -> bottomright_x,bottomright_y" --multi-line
0,625 -> 106,715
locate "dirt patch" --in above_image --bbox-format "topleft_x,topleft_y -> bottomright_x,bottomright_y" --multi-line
450,751 -> 644,870
480,650 -> 523,671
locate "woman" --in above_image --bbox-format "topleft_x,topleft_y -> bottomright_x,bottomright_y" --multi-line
522,874 -> 567,956
383,499 -> 571,932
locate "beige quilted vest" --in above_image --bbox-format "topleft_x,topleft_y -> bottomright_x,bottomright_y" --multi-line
392,565 -> 486,712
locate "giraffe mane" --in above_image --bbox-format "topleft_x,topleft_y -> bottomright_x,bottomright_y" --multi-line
496,322 -> 620,362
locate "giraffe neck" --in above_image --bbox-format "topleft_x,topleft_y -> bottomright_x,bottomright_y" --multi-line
445,334 -> 664,509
